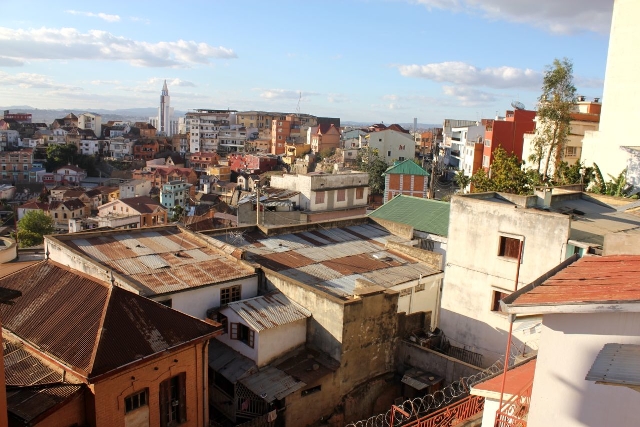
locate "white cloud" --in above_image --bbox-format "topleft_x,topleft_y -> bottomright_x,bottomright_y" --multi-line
442,85 -> 498,106
398,61 -> 541,89
146,77 -> 196,88
411,0 -> 611,34
0,56 -> 24,66
0,27 -> 237,68
0,71 -> 82,90
257,89 -> 317,100
66,10 -> 121,22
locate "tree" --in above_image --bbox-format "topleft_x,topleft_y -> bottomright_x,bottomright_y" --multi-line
171,205 -> 185,222
591,164 -> 634,197
471,147 -> 532,195
530,58 -> 577,181
453,170 -> 471,194
46,143 -> 79,172
16,210 -> 55,248
356,148 -> 388,195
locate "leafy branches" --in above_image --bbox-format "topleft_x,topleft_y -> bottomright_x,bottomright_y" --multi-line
532,58 -> 577,181
356,148 -> 388,195
470,147 -> 533,195
16,210 -> 55,248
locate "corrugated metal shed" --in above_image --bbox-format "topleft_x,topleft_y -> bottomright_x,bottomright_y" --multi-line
401,368 -> 443,390
586,343 -> 640,388
7,384 -> 84,423
227,293 -> 311,331
239,365 -> 306,402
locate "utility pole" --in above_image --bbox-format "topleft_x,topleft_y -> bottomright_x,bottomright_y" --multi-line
428,128 -> 437,199
255,185 -> 260,226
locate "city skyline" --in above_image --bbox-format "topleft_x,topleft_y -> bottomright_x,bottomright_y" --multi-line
1,0 -> 612,124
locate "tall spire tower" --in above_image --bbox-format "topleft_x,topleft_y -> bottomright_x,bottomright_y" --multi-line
158,80 -> 172,136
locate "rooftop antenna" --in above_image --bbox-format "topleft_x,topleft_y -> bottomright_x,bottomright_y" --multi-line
296,91 -> 301,117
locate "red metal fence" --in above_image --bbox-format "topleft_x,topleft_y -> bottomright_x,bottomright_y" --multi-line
401,395 -> 485,427
494,381 -> 533,427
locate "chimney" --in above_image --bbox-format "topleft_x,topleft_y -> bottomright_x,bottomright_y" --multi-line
577,95 -> 586,102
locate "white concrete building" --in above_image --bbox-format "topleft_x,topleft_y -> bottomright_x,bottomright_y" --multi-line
499,255 -> 640,427
361,129 -> 415,164
77,113 -> 102,136
270,171 -> 369,221
185,109 -> 237,153
106,137 -> 133,159
79,139 -> 101,156
119,179 -> 152,199
216,292 -> 311,367
44,226 -> 259,320
581,0 -> 639,185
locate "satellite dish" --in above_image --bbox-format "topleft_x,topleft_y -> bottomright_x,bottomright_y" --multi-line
511,101 -> 525,110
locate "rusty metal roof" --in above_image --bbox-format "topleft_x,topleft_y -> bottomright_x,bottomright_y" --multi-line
239,365 -> 306,403
0,261 -> 221,379
226,293 -> 311,331
64,228 -> 256,297
212,223 -> 442,299
7,384 -> 84,423
506,255 -> 640,308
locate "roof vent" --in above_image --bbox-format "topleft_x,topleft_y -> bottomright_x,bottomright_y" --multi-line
372,252 -> 392,262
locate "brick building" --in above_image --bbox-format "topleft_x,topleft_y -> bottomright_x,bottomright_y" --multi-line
383,159 -> 430,203
0,261 -> 221,427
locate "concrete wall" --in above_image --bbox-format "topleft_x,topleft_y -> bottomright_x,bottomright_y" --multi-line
581,0 -> 638,180
398,341 -> 482,386
264,270 -> 346,361
603,232 -> 640,255
528,312 -> 640,427
0,237 -> 17,263
440,196 -> 570,365
257,319 -> 307,367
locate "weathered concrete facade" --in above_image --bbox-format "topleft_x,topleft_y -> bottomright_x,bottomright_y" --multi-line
440,194 -> 571,366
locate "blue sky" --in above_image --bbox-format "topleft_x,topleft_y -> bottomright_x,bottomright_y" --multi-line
0,0 -> 612,124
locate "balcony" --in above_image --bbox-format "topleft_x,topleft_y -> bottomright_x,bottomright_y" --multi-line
401,395 -> 485,427
494,380 -> 532,427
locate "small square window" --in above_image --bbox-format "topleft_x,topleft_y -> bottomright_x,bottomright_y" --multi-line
220,285 -> 241,305
498,236 -> 522,259
125,389 -> 148,413
491,290 -> 510,312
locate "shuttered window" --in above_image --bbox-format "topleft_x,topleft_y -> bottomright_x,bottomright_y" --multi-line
159,373 -> 186,427
230,323 -> 255,348
498,236 -> 521,259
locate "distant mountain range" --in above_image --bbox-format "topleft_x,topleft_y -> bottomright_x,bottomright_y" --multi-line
2,106 -> 439,130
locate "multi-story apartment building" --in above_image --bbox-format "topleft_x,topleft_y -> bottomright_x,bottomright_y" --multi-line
236,111 -> 281,133
482,108 -> 536,171
2,110 -> 31,123
185,109 -> 237,153
160,180 -> 193,212
0,130 -> 20,150
77,112 -> 102,136
227,153 -> 278,174
270,114 -> 309,156
51,112 -> 78,130
106,137 -> 133,159
49,198 -> 88,230
0,148 -> 33,181
134,122 -> 157,138
310,123 -> 340,154
445,123 -> 485,175
188,152 -> 220,173
171,133 -> 189,153
119,179 -> 152,198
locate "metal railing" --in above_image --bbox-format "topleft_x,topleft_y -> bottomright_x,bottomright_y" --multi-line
402,395 -> 485,427
494,380 -> 533,427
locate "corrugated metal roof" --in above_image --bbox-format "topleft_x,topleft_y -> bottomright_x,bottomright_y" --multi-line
401,368 -> 442,390
586,344 -> 640,387
7,384 -> 84,423
368,195 -> 451,237
227,293 -> 311,331
384,159 -> 429,176
0,261 -> 220,379
3,338 -> 63,386
509,255 -> 640,307
209,340 -> 256,383
239,365 -> 306,402
65,228 -> 256,297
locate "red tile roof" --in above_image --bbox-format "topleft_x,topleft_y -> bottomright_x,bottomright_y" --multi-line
0,261 -> 220,379
119,196 -> 164,214
472,359 -> 536,398
508,256 -> 640,308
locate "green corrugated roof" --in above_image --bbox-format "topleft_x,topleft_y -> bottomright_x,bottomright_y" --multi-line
383,159 -> 429,176
368,195 -> 450,237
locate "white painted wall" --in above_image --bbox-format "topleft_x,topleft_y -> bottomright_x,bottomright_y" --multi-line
393,276 -> 442,329
256,319 -> 306,367
153,277 -> 258,320
528,311 -> 640,427
365,130 -> 415,164
582,0 -> 639,180
440,196 -> 571,365
480,398 -> 500,427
